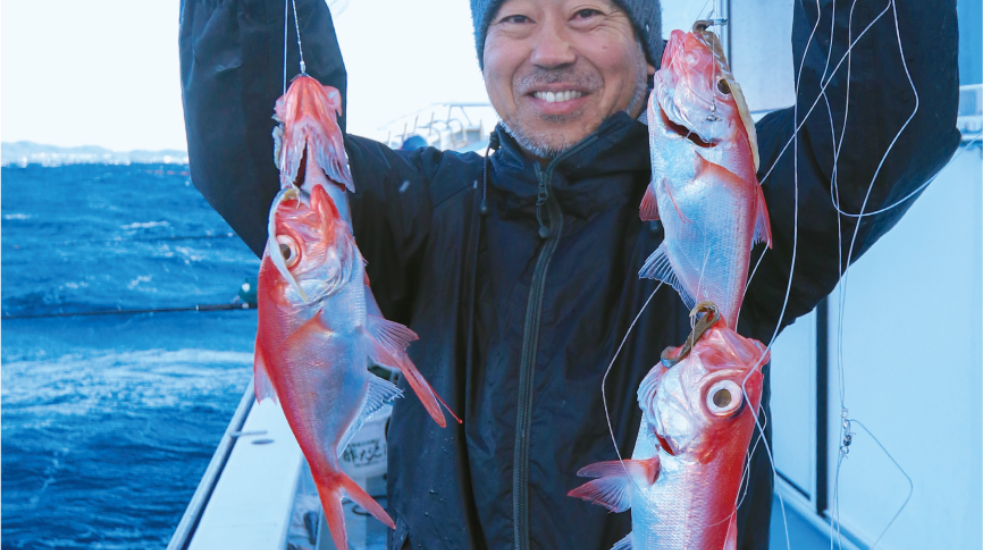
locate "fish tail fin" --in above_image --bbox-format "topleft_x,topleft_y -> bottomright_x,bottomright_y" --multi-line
252,337 -> 277,404
639,183 -> 660,221
639,242 -> 695,310
318,483 -> 350,550
364,316 -> 460,427
567,458 -> 660,513
316,472 -> 395,550
753,183 -> 772,248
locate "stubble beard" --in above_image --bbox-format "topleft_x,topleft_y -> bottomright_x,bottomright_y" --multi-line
500,54 -> 650,159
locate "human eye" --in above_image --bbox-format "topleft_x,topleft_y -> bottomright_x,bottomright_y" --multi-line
573,8 -> 601,19
498,13 -> 531,25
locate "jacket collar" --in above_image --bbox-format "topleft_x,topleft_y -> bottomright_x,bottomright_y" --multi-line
490,112 -> 651,218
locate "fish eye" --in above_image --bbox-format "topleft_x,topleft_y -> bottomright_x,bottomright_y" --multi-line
717,79 -> 731,95
706,380 -> 743,416
276,235 -> 300,268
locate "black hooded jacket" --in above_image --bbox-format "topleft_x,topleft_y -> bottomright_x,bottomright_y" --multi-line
179,1 -> 960,548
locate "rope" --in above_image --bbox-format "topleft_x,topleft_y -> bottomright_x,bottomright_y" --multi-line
1,302 -> 256,320
5,232 -> 239,249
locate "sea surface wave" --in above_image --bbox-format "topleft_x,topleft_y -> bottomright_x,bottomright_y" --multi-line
2,164 -> 260,549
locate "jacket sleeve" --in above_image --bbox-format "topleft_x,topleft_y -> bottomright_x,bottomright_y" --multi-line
179,0 -> 347,257
179,0 -> 433,321
739,0 -> 961,341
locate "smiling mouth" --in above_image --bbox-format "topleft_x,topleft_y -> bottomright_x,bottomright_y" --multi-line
531,90 -> 585,103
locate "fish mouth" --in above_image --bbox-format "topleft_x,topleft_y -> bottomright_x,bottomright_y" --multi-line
655,431 -> 677,456
660,104 -> 715,149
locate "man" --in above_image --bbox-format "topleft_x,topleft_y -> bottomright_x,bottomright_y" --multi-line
179,0 -> 959,548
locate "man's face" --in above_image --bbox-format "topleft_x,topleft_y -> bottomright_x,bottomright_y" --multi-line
483,0 -> 655,159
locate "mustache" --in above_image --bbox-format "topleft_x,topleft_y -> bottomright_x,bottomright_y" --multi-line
514,67 -> 602,94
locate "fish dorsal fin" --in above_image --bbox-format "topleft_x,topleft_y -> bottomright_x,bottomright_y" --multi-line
692,23 -> 760,171
252,336 -> 278,404
728,79 -> 760,172
612,533 -> 633,550
639,242 -> 696,310
752,183 -> 773,248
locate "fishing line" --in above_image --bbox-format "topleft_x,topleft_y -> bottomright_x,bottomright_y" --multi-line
832,135 -> 981,218
291,0 -> 307,75
740,0 -> 892,294
851,420 -> 913,549
283,0 -> 289,94
739,0 -> 827,545
752,1 -> 893,192
282,0 -> 307,95
600,282 -> 663,497
828,1 -> 920,545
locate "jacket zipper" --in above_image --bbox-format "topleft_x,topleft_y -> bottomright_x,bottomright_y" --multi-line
512,138 -> 596,550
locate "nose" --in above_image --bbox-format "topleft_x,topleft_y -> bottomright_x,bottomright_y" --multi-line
529,15 -> 576,69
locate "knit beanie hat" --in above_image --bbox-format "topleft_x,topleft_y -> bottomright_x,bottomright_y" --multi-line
470,0 -> 663,70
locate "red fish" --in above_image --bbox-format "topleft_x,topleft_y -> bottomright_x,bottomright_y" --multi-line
255,75 -> 454,550
569,303 -> 768,549
640,23 -> 772,328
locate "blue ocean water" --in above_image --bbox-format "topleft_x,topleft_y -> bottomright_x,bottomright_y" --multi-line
2,164 -> 261,549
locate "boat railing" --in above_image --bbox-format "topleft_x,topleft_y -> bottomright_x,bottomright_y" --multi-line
166,380 -> 256,550
377,103 -> 499,152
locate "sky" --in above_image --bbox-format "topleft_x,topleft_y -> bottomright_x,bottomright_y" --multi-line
0,0 -> 490,152
0,0 -> 727,153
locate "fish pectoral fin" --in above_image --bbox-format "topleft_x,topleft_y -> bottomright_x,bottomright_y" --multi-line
253,336 -> 278,404
753,183 -> 773,249
365,315 -> 418,355
639,242 -> 696,310
640,183 -> 660,222
362,318 -> 458,428
567,458 -> 660,513
611,532 -> 633,550
366,315 -> 462,428
723,513 -> 738,550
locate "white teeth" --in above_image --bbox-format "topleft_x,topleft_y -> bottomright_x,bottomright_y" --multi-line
534,91 -> 584,103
